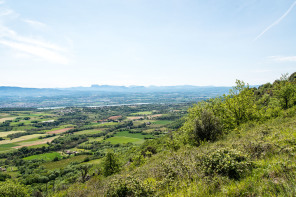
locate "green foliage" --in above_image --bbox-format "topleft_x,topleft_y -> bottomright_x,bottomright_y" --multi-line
0,75 -> 295,196
223,80 -> 258,127
106,176 -> 156,197
288,72 -> 296,82
200,148 -> 252,179
103,151 -> 121,176
191,109 -> 222,144
0,172 -> 11,181
78,164 -> 92,183
274,81 -> 296,109
0,180 -> 30,197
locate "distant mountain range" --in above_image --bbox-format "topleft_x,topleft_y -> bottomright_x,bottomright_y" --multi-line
0,85 -> 233,97
0,85 -> 250,108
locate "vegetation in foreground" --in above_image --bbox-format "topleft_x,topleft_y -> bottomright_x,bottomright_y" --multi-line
0,72 -> 295,196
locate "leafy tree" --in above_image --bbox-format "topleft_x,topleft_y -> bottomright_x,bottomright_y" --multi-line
78,164 -> 92,183
0,173 -> 11,181
274,81 -> 295,109
288,72 -> 296,82
0,180 -> 30,197
223,80 -> 258,127
191,109 -> 222,144
103,151 -> 120,176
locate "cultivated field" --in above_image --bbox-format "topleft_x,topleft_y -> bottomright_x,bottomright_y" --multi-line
13,136 -> 58,149
130,111 -> 153,115
0,134 -> 45,145
0,117 -> 16,123
73,129 -> 103,135
42,155 -> 89,170
23,152 -> 62,161
47,127 -> 73,134
0,130 -> 25,138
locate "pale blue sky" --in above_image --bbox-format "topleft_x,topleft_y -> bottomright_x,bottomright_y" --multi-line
0,0 -> 295,88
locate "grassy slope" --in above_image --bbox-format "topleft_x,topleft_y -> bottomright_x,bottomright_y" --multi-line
42,155 -> 89,170
53,114 -> 296,196
104,131 -> 154,144
73,129 -> 103,135
130,111 -> 153,115
105,136 -> 144,144
114,131 -> 154,139
23,152 -> 62,161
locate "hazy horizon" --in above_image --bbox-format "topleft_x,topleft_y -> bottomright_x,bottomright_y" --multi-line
1,83 -> 261,89
1,0 -> 296,88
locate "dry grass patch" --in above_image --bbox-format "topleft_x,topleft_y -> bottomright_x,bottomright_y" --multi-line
0,117 -> 16,123
46,127 -> 73,134
13,136 -> 58,149
0,134 -> 45,145
0,131 -> 25,138
127,116 -> 144,120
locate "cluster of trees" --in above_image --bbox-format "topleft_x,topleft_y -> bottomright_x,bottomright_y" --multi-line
181,73 -> 296,145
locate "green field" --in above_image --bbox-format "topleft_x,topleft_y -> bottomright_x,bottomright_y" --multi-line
42,155 -> 89,170
97,122 -> 119,127
0,143 -> 18,152
114,131 -> 154,139
130,111 -> 153,115
23,152 -> 62,161
28,144 -> 49,149
105,130 -> 154,144
87,137 -> 104,142
105,136 -> 144,144
73,129 -> 103,135
152,120 -> 173,125
86,158 -> 102,165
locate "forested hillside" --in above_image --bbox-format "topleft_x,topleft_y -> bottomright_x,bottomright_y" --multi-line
0,73 -> 296,196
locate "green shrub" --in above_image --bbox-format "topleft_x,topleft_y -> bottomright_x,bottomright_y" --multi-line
53,156 -> 59,161
200,148 -> 252,179
106,176 -> 155,197
192,109 -> 222,143
0,173 -> 11,181
0,180 -> 30,197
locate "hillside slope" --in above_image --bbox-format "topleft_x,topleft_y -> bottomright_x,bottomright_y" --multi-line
50,73 -> 296,197
51,113 -> 296,196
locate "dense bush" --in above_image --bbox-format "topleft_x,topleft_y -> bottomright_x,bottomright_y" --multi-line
200,148 -> 252,179
106,176 -> 155,197
192,109 -> 222,143
0,180 -> 30,197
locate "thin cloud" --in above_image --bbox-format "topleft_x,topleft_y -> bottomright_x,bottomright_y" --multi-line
0,1 -> 70,65
269,55 -> 296,62
0,25 -> 69,64
23,19 -> 48,29
0,8 -> 13,16
0,26 -> 66,52
0,40 -> 69,64
0,1 -> 4,5
254,1 -> 296,41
